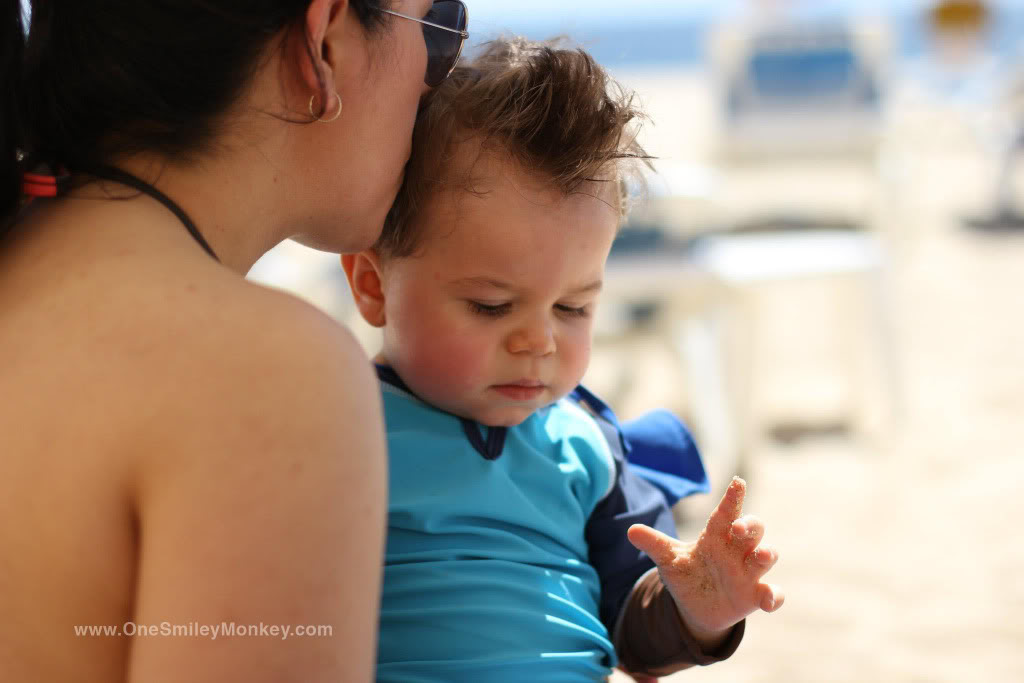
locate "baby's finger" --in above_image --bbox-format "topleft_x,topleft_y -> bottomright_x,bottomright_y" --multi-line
746,544 -> 779,578
730,514 -> 765,551
757,583 -> 785,612
627,524 -> 679,567
707,476 -> 746,537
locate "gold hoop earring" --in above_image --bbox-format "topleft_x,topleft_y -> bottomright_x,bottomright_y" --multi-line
309,93 -> 343,123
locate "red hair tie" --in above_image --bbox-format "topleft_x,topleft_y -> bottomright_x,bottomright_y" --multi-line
21,169 -> 71,198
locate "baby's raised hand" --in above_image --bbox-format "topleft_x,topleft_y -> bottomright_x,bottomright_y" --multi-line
626,477 -> 783,638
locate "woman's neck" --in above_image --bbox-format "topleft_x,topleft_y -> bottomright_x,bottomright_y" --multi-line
110,152 -> 291,276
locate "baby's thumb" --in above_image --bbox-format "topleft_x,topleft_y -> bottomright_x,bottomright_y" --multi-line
627,524 -> 677,567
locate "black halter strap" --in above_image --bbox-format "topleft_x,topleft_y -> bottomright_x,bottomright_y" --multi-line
80,164 -> 220,262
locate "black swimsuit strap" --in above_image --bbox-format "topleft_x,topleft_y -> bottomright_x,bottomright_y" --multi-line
79,164 -> 220,262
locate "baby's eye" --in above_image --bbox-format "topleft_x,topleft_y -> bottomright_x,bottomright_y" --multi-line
555,304 -> 589,318
468,301 -> 511,317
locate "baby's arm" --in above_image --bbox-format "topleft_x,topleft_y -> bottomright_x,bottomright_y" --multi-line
626,477 -> 783,653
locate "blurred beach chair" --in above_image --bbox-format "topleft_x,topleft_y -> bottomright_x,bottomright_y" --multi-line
686,223 -> 898,448
603,13 -> 897,446
912,0 -> 1024,230
708,20 -> 887,161
964,53 -> 1024,230
595,227 -> 745,503
700,16 -> 896,441
597,216 -> 898,499
598,18 -> 900,477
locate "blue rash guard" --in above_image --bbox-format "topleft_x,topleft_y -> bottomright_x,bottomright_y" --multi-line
374,366 -> 708,682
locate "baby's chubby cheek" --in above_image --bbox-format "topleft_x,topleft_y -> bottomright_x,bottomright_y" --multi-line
387,320 -> 488,404
413,340 -> 482,393
558,333 -> 592,391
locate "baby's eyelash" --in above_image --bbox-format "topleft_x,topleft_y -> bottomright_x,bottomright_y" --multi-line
468,301 -> 511,317
468,301 -> 589,318
556,304 -> 589,318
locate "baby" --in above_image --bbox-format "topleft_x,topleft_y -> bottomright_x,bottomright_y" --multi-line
342,37 -> 784,682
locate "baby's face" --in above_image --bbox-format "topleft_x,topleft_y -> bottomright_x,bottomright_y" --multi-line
378,164 -> 619,426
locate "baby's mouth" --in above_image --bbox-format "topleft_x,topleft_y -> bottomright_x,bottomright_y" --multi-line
491,381 -> 545,400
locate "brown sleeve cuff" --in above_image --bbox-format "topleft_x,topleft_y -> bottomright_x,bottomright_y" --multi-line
612,568 -> 745,676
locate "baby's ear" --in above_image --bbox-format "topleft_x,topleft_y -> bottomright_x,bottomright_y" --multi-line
340,251 -> 387,328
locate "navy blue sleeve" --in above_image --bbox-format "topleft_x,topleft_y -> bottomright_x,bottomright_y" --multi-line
584,440 -> 679,634
573,385 -> 712,634
573,387 -> 681,634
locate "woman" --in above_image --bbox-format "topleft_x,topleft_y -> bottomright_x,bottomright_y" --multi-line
0,0 -> 467,680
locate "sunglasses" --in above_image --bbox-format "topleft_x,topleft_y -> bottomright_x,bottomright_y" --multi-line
376,0 -> 469,87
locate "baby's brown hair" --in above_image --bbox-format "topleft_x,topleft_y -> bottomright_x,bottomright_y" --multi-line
376,36 -> 652,259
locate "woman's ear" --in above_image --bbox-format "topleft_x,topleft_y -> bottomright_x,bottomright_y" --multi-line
341,251 -> 387,327
298,0 -> 349,117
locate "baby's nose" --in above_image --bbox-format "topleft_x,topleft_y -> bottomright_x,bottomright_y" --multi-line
506,321 -> 556,356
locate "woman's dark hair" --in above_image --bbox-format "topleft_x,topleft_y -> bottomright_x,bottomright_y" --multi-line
2,0 -> 391,228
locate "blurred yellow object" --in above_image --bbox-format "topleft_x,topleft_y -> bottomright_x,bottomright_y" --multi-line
928,0 -> 989,32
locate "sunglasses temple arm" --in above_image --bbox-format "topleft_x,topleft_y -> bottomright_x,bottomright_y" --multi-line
378,8 -> 468,37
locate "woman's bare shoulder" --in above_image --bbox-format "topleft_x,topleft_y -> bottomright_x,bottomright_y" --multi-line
89,251 -> 363,372
119,272 -> 388,682
1,245 -> 387,680
119,265 -> 378,441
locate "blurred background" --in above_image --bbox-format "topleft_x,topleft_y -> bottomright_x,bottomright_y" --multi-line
247,1 -> 1024,680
